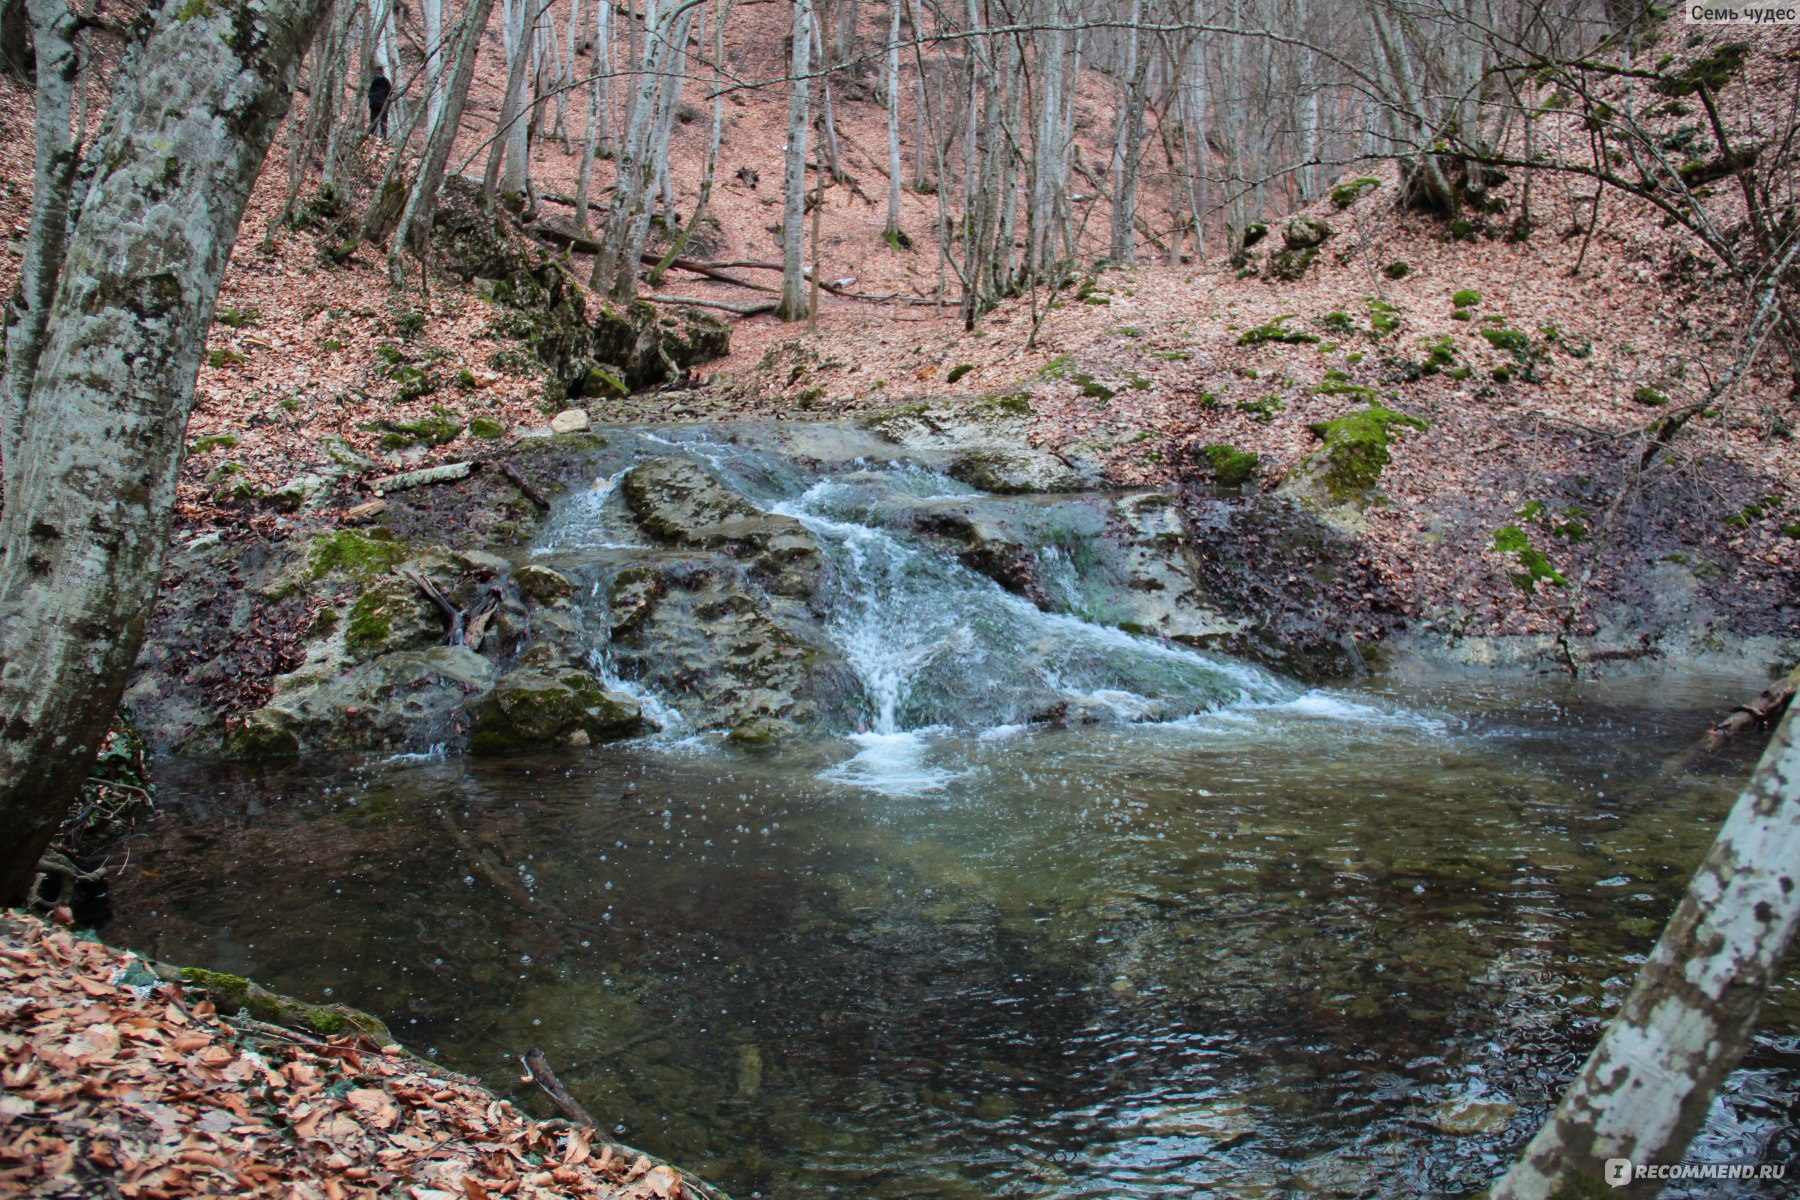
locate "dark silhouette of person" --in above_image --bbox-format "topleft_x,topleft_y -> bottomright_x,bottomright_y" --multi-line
369,66 -> 392,137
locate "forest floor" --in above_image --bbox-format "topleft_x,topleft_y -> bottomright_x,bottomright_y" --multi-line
0,910 -> 702,1200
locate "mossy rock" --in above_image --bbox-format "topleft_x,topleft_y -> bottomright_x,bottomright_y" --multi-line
662,312 -> 732,368
608,565 -> 667,638
514,563 -> 575,605
222,709 -> 300,758
1632,385 -> 1670,407
469,417 -> 507,439
345,576 -> 443,659
383,408 -> 465,448
581,366 -> 628,399
1451,289 -> 1481,308
1199,444 -> 1259,488
1298,405 -> 1430,505
1383,260 -> 1411,280
1330,177 -> 1380,209
470,668 -> 643,752
1267,246 -> 1319,282
308,529 -> 411,581
1282,217 -> 1331,250
727,716 -> 793,749
179,967 -> 393,1043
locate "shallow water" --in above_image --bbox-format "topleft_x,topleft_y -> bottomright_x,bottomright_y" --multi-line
111,674 -> 1800,1198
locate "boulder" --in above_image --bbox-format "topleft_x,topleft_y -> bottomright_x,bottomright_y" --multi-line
513,563 -> 575,605
1282,216 -> 1331,249
550,409 -> 591,434
469,667 -> 644,753
622,458 -> 824,598
945,448 -> 1087,495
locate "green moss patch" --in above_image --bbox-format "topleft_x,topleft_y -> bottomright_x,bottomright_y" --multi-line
1304,405 -> 1429,502
307,529 -> 410,582
180,966 -> 391,1042
189,433 -> 239,455
1238,315 -> 1320,346
1330,177 -> 1381,209
1451,289 -> 1481,308
1199,444 -> 1260,487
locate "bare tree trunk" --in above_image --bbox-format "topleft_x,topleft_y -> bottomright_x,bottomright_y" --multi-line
1108,0 -> 1143,265
593,0 -> 693,300
883,0 -> 902,239
574,0 -> 611,230
1490,707 -> 1800,1199
776,0 -> 814,321
0,0 -> 80,468
484,0 -> 537,207
812,0 -> 842,181
420,0 -> 444,132
0,0 -> 327,904
391,0 -> 501,263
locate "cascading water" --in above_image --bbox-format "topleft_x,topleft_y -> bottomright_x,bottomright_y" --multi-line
540,428 -> 1299,793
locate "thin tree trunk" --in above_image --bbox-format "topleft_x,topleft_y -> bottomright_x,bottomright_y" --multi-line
391,0 -> 501,264
1108,0 -> 1143,265
0,0 -> 80,469
882,0 -> 902,239
776,0 -> 814,321
1490,707 -> 1800,1199
0,0 -> 327,904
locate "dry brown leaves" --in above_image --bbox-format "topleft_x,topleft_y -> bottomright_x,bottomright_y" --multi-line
0,912 -> 693,1200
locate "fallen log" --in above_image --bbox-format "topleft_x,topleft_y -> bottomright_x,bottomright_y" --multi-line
343,498 -> 387,523
527,219 -> 602,255
648,293 -> 780,317
1705,663 -> 1800,751
369,461 -> 475,495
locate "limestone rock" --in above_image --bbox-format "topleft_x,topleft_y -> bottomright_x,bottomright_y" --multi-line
470,668 -> 644,753
514,563 -> 575,605
945,448 -> 1087,495
1282,216 -> 1331,249
223,708 -> 300,758
622,458 -> 823,598
550,408 -> 591,434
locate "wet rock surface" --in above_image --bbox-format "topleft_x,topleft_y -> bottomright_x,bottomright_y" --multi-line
130,408 -> 1794,759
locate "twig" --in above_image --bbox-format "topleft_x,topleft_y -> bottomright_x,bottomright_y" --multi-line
398,568 -> 466,646
522,1048 -> 734,1200
495,460 -> 551,510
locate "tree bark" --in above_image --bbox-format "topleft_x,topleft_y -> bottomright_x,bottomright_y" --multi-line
1490,706 -> 1800,1198
391,0 -> 500,263
0,0 -> 327,904
0,0 -> 80,470
775,0 -> 813,321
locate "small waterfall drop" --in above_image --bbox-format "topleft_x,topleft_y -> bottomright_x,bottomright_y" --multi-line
542,428 -> 1299,791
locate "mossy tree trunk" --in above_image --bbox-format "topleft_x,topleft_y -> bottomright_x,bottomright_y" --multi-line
1489,708 -> 1800,1198
0,0 -> 327,903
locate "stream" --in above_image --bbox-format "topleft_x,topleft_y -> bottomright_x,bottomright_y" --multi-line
111,426 -> 1800,1198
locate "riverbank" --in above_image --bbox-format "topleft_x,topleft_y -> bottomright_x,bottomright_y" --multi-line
0,911 -> 711,1200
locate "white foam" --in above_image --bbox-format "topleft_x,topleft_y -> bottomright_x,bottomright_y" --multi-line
820,731 -> 966,796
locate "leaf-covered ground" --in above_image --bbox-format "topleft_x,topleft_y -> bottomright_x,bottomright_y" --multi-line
0,912 -> 695,1200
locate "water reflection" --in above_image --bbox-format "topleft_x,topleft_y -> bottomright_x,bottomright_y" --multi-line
110,675 -> 1800,1198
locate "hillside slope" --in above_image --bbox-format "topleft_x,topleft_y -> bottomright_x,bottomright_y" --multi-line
0,11 -> 1792,679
